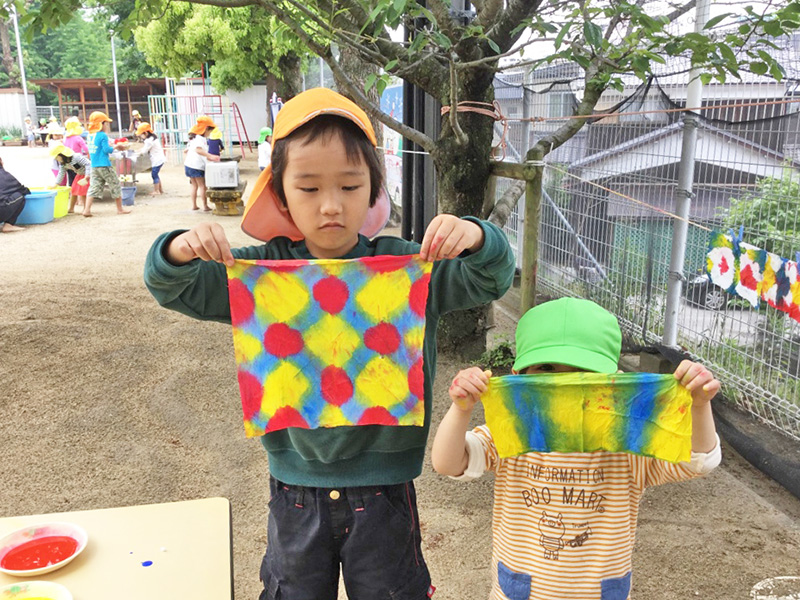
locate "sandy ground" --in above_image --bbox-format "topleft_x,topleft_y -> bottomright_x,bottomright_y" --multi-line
2,145 -> 800,599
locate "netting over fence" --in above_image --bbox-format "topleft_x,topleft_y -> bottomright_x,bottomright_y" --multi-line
494,46 -> 800,440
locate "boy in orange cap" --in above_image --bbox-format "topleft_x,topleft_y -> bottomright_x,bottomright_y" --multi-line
144,87 -> 516,599
85,111 -> 129,217
184,115 -> 220,211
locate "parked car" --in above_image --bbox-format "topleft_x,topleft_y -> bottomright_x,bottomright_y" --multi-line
686,271 -> 728,310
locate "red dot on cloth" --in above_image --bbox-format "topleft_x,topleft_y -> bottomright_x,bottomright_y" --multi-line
366,255 -> 412,273
408,358 -> 424,398
364,322 -> 401,355
264,261 -> 305,273
264,323 -> 304,357
237,370 -> 264,421
409,274 -> 431,317
320,366 -> 353,406
228,279 -> 255,326
740,264 -> 758,289
357,406 -> 398,426
719,255 -> 729,274
313,276 -> 349,314
266,406 -> 309,432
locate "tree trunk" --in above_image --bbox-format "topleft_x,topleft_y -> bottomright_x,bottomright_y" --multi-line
432,68 -> 496,217
0,19 -> 18,87
276,51 -> 303,100
334,45 -> 383,150
432,66 -> 498,359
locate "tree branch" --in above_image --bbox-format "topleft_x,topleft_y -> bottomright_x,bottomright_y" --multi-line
175,0 -> 257,8
488,178 -> 525,227
532,69 -> 605,156
448,56 -> 469,146
475,0 -> 505,29
320,46 -> 436,152
485,0 -> 545,54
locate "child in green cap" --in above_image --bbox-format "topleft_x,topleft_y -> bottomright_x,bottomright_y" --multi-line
432,297 -> 721,600
257,126 -> 272,172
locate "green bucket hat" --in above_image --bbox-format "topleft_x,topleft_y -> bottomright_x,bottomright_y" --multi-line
258,126 -> 272,144
513,298 -> 622,374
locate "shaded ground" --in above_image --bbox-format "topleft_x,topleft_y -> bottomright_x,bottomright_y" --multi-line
1,145 -> 799,599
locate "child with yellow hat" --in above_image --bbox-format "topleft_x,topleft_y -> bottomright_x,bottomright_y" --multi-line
85,111 -> 130,217
128,109 -> 143,135
432,298 -> 721,600
135,122 -> 166,195
63,118 -> 89,209
183,115 -> 220,211
51,144 -> 92,214
144,87 -> 516,599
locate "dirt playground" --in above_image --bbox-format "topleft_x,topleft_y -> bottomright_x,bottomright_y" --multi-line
1,145 -> 799,599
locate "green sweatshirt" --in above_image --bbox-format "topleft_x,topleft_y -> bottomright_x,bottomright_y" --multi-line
144,217 -> 515,487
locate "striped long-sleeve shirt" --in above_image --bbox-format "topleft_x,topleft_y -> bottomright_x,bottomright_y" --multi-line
56,153 -> 91,186
456,426 -> 721,600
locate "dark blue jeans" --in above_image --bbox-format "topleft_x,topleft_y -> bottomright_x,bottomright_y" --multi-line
260,477 -> 432,600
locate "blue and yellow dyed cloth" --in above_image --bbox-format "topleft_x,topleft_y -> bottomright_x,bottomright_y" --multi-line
481,372 -> 692,463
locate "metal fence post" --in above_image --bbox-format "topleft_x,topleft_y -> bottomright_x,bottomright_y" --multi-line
521,148 -> 544,312
662,0 -> 710,347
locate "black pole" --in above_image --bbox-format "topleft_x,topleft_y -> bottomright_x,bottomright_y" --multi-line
402,74 -> 414,241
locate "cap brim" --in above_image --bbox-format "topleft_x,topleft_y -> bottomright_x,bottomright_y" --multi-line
241,166 -> 304,242
513,346 -> 619,374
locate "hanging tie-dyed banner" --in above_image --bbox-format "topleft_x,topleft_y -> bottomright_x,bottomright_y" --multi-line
227,255 -> 432,437
481,373 -> 693,463
706,231 -> 800,322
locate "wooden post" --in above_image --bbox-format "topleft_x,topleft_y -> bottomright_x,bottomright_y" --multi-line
520,148 -> 544,313
79,85 -> 86,121
56,85 -> 63,122
102,85 -> 109,118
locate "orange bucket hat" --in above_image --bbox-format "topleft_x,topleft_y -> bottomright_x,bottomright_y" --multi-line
136,122 -> 153,136
241,87 -> 389,242
189,115 -> 217,135
88,111 -> 111,133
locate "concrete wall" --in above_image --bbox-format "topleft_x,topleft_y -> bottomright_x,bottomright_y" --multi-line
224,87 -> 267,144
0,89 -> 36,133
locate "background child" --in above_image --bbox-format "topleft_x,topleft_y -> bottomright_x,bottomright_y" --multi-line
51,144 -> 91,214
207,126 -> 224,157
432,297 -> 721,600
135,122 -> 166,195
183,116 -> 219,211
24,116 -> 36,148
128,109 -> 143,135
144,87 -> 516,600
63,117 -> 89,210
0,156 -> 29,232
85,111 -> 129,217
257,126 -> 272,172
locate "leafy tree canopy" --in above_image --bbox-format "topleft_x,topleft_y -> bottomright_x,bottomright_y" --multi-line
134,3 -> 309,92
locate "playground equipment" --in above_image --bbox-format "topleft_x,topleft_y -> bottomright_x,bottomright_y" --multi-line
147,78 -> 253,166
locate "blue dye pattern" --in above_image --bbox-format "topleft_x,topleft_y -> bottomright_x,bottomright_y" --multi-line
141,560 -> 153,567
508,377 -> 547,451
601,571 -> 631,600
625,374 -> 659,454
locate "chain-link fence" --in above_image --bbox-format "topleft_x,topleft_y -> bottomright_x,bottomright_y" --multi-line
493,40 -> 800,441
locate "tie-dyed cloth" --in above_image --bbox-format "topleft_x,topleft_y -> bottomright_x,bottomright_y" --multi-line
706,231 -> 800,321
226,255 -> 432,437
481,373 -> 693,463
